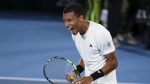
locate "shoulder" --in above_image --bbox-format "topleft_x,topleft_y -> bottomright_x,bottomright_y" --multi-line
89,21 -> 110,38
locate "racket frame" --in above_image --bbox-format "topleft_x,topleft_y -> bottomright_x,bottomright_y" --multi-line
43,56 -> 80,84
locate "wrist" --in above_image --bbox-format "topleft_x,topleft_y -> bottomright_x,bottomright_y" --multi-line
89,75 -> 94,81
76,65 -> 84,74
90,69 -> 104,81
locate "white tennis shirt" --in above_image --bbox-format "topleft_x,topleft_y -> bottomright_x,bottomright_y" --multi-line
72,21 -> 117,84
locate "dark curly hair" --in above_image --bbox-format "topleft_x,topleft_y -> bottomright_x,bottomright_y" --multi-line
63,3 -> 85,18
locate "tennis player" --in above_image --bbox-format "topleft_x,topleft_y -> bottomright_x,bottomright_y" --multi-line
63,3 -> 118,84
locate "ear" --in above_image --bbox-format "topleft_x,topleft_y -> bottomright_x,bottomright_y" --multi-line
79,15 -> 84,22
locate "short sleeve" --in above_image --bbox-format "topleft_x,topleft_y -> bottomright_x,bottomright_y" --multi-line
97,31 -> 115,55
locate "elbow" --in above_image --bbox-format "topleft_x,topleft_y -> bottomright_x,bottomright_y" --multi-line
108,59 -> 118,70
113,60 -> 118,69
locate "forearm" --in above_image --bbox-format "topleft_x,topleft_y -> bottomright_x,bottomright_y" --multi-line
101,58 -> 118,75
78,58 -> 84,68
90,52 -> 118,81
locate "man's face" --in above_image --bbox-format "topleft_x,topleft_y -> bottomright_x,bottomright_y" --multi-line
63,12 -> 81,35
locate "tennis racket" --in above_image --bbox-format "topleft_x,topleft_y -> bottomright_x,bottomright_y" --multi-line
43,56 -> 80,84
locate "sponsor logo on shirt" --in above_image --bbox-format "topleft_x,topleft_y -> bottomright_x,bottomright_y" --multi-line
89,44 -> 92,47
108,42 -> 111,47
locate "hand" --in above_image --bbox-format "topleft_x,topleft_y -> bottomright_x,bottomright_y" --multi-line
72,76 -> 93,84
66,72 -> 77,83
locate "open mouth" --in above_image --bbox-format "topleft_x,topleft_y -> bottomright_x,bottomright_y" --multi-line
68,28 -> 74,31
68,28 -> 74,34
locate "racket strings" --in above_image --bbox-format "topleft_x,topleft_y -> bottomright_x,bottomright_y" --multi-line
45,59 -> 74,80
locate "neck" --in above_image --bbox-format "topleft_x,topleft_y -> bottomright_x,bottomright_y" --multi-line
80,20 -> 89,35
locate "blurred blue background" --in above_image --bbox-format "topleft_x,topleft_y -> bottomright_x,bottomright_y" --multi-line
0,0 -> 150,84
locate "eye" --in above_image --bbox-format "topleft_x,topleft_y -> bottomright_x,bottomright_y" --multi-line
68,19 -> 72,22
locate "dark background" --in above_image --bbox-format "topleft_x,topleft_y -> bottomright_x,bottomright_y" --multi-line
0,0 -> 72,12
0,0 -> 150,36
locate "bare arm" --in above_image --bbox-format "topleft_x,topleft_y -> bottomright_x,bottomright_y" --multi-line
101,51 -> 118,75
78,57 -> 85,69
77,51 -> 118,75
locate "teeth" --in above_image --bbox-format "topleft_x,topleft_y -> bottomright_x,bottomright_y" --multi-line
68,28 -> 71,30
68,28 -> 73,30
